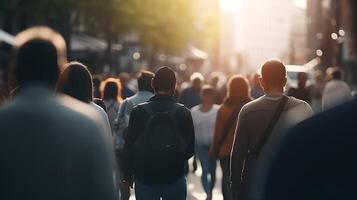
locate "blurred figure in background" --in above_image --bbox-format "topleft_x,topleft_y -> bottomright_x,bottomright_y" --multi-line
93,76 -> 107,111
250,73 -> 264,99
310,70 -> 325,113
179,72 -> 204,109
208,72 -> 226,104
93,76 -> 102,98
0,27 -> 117,200
322,67 -> 352,111
262,96 -> 357,200
231,59 -> 313,200
287,72 -> 311,104
191,85 -> 220,200
57,62 -> 113,147
119,72 -> 135,99
115,70 -> 154,200
102,77 -> 123,134
179,72 -> 204,173
210,75 -> 252,200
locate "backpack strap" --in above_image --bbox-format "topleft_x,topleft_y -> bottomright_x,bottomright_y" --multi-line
142,103 -> 183,117
142,103 -> 155,116
248,95 -> 289,155
168,104 -> 184,117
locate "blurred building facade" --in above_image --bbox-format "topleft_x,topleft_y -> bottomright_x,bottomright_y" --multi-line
233,0 -> 296,73
307,0 -> 357,86
290,5 -> 309,65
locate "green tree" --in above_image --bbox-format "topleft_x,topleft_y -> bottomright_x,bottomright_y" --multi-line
116,0 -> 194,63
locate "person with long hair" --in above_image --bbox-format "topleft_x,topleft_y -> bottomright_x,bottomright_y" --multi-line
57,61 -> 112,145
101,77 -> 123,133
210,75 -> 252,200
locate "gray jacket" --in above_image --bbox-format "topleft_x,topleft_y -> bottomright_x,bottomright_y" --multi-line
0,85 -> 117,200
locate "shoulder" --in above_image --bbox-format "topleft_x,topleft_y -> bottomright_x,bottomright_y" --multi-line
286,96 -> 312,112
212,104 -> 220,110
239,96 -> 265,114
191,105 -> 200,112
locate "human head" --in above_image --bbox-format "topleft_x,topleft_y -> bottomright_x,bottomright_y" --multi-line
152,66 -> 176,95
57,62 -> 93,103
260,59 -> 287,92
208,73 -> 220,88
226,75 -> 251,100
251,73 -> 262,88
190,72 -> 204,90
297,72 -> 308,88
200,85 -> 216,105
119,72 -> 130,86
327,67 -> 342,80
102,78 -> 122,101
137,70 -> 154,93
14,26 -> 67,88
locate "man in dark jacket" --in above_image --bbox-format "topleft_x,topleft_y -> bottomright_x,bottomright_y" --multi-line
122,67 -> 195,200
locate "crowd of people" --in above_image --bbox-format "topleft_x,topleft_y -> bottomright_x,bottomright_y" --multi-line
0,26 -> 356,200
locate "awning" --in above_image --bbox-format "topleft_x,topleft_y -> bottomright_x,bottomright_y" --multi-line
71,34 -> 122,52
0,29 -> 15,45
185,45 -> 208,60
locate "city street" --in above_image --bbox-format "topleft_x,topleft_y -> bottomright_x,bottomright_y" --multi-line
186,162 -> 223,200
128,159 -> 224,200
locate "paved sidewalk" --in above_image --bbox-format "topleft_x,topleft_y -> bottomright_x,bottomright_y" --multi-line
187,160 -> 223,200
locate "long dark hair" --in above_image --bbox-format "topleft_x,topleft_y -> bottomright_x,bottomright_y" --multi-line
223,75 -> 252,105
102,77 -> 122,102
57,61 -> 93,103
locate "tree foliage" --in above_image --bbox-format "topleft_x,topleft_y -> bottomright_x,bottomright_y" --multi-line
116,0 -> 194,54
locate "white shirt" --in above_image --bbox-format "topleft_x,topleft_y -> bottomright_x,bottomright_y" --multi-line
191,104 -> 220,146
322,80 -> 352,111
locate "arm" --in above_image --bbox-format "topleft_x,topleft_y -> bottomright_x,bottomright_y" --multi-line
180,108 -> 195,160
121,107 -> 141,182
230,109 -> 249,198
209,107 -> 224,159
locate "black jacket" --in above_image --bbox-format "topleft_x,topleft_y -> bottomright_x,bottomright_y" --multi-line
122,95 -> 195,186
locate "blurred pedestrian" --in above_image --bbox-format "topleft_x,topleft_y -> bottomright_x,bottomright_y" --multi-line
191,85 -> 220,200
310,70 -> 325,113
115,70 -> 154,200
102,77 -> 123,134
0,27 -> 117,200
230,59 -> 313,200
92,76 -> 107,111
210,75 -> 252,200
179,72 -> 204,173
93,76 -> 102,98
119,72 -> 135,99
262,98 -> 357,200
322,67 -> 352,111
208,73 -> 226,104
287,72 -> 311,104
122,67 -> 195,200
250,73 -> 264,99
57,62 -> 113,147
179,72 -> 204,109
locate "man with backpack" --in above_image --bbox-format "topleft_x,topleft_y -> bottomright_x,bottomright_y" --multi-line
121,67 -> 195,200
230,59 -> 313,200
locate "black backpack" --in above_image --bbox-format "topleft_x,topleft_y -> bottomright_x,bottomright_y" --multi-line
134,103 -> 187,163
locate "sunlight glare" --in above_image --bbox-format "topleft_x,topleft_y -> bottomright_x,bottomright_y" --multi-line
219,0 -> 236,12
293,0 -> 307,9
